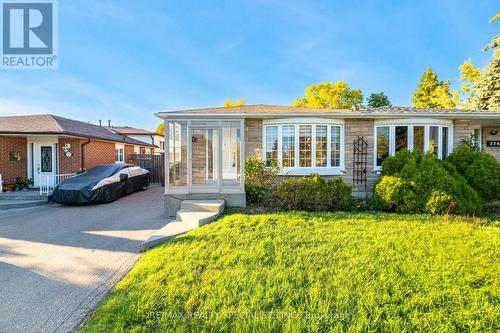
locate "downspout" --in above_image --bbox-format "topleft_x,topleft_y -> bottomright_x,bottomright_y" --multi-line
81,139 -> 91,171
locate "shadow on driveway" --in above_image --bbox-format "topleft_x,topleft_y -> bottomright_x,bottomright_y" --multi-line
0,185 -> 172,333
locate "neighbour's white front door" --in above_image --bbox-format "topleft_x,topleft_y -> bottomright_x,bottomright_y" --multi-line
33,143 -> 57,187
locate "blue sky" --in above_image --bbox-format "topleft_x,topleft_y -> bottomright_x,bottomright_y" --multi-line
0,0 -> 498,130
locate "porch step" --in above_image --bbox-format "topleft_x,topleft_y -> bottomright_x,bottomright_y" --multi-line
176,209 -> 220,228
0,200 -> 47,210
142,221 -> 196,251
180,199 -> 225,213
142,199 -> 225,250
0,192 -> 45,201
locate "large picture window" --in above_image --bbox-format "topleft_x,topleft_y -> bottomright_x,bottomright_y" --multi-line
375,122 -> 452,168
263,120 -> 344,174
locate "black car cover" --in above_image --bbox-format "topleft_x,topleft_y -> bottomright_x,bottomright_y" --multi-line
50,164 -> 150,204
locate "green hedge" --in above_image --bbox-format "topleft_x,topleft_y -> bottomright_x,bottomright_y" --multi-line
446,144 -> 500,202
274,174 -> 353,212
244,157 -> 280,203
374,151 -> 483,215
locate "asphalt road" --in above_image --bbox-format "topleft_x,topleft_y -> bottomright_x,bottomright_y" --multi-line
0,185 -> 170,333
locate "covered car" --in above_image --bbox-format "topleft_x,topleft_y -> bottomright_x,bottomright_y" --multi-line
50,164 -> 150,204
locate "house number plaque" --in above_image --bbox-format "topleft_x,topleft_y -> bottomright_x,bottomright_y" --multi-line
486,141 -> 500,147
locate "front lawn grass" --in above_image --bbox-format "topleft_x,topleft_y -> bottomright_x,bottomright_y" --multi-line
81,212 -> 500,332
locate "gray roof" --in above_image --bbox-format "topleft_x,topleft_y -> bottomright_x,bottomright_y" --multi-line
156,104 -> 500,118
110,126 -> 158,136
364,106 -> 500,114
0,114 -> 155,146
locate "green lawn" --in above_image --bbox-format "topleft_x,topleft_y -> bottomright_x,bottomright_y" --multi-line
81,212 -> 500,332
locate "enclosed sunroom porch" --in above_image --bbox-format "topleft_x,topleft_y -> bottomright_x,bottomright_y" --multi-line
164,119 -> 245,215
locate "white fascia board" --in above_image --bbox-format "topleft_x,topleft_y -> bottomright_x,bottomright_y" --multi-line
155,112 -> 500,120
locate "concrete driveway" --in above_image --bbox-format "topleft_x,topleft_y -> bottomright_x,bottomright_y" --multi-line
0,185 -> 170,333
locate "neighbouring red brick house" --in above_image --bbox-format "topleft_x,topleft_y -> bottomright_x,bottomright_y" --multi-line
0,114 -> 155,187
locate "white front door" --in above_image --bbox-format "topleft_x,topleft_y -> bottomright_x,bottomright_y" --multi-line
33,143 -> 57,187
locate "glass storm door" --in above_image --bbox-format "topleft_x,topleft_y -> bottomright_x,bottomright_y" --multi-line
191,129 -> 219,187
33,143 -> 56,187
222,125 -> 240,185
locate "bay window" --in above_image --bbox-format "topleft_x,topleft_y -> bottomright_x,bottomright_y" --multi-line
263,119 -> 344,175
375,120 -> 453,168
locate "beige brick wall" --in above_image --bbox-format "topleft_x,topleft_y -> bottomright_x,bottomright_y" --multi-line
245,119 -> 262,159
0,136 -> 27,184
453,120 -> 500,162
343,119 -> 377,197
482,126 -> 500,162
453,120 -> 477,148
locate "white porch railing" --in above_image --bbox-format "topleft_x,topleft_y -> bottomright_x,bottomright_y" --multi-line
40,173 -> 77,195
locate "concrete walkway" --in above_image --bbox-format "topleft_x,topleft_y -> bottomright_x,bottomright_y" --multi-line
0,185 -> 171,333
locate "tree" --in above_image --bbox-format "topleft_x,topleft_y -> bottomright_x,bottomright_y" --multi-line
293,81 -> 363,109
475,58 -> 500,110
411,67 -> 455,108
156,122 -> 164,136
223,97 -> 246,107
456,59 -> 481,108
366,92 -> 392,108
474,13 -> 500,110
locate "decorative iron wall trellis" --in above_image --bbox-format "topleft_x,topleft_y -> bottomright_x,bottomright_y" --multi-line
129,154 -> 164,186
353,136 -> 368,189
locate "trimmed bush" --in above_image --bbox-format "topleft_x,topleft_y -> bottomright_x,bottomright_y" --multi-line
374,150 -> 483,215
447,144 -> 500,201
244,157 -> 280,203
274,174 -> 353,212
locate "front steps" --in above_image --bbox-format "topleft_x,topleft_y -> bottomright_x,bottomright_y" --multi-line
0,191 -> 48,210
142,199 -> 224,250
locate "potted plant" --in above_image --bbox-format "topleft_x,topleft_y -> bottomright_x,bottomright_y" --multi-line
15,177 -> 33,191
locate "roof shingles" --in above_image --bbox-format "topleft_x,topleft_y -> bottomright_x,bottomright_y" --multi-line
0,114 -> 154,146
157,104 -> 500,116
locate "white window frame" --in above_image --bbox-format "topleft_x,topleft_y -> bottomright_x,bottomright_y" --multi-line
115,144 -> 125,163
262,118 -> 345,175
373,119 -> 453,170
472,126 -> 482,150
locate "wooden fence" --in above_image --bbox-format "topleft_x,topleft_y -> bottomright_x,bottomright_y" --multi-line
129,154 -> 164,185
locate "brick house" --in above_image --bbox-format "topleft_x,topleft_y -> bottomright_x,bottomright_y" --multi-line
156,105 -> 500,214
109,126 -> 164,154
0,114 -> 155,187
